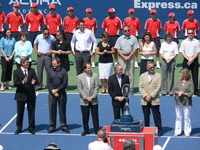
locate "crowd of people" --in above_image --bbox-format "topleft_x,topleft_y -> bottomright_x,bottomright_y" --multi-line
0,2 -> 199,143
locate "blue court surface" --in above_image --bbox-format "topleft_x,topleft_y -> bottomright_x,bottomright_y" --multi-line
0,92 -> 200,150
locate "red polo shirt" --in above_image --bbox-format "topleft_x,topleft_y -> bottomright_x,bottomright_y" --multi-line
123,17 -> 141,36
5,12 -> 24,32
145,18 -> 162,38
25,12 -> 44,32
83,17 -> 98,33
46,13 -> 62,34
0,11 -> 6,32
102,16 -> 122,36
182,19 -> 199,36
164,21 -> 180,38
63,16 -> 78,33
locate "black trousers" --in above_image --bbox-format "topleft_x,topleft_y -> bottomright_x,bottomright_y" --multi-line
142,103 -> 162,134
48,92 -> 67,128
75,52 -> 91,75
182,58 -> 199,93
113,103 -> 125,120
1,57 -> 13,82
81,103 -> 99,133
16,98 -> 36,130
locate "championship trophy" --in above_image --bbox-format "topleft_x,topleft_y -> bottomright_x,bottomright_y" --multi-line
110,84 -> 143,132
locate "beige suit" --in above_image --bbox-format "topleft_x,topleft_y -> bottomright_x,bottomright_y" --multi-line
139,72 -> 161,106
77,72 -> 99,106
139,71 -> 162,135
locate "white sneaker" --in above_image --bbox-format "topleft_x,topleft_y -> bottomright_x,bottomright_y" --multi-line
156,62 -> 160,69
92,62 -> 95,68
175,64 -> 177,69
135,62 -> 139,68
74,62 -> 76,67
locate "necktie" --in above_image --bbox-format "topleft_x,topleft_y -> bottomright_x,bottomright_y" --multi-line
24,70 -> 27,77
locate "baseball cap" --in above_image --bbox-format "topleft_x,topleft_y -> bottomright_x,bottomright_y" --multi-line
168,12 -> 175,17
86,8 -> 92,13
49,4 -> 56,9
128,8 -> 135,13
187,10 -> 194,15
150,9 -> 157,14
108,8 -> 115,13
67,7 -> 74,11
31,3 -> 38,8
153,145 -> 162,150
13,3 -> 20,8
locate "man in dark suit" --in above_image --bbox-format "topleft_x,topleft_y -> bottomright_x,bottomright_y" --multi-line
108,64 -> 130,120
77,63 -> 99,136
14,57 -> 38,134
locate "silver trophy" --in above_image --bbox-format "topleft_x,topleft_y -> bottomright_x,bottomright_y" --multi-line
122,84 -> 131,115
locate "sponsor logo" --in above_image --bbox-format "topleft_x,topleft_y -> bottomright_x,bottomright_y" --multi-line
134,0 -> 198,10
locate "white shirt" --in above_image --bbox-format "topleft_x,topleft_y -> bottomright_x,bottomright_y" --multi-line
116,75 -> 122,87
85,73 -> 91,89
160,41 -> 178,59
88,141 -> 112,150
179,37 -> 200,58
71,28 -> 97,53
141,41 -> 154,60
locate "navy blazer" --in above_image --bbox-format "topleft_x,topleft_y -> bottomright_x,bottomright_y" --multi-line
108,74 -> 130,106
14,67 -> 38,102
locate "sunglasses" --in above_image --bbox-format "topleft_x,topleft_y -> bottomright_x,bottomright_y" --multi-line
44,33 -> 49,35
188,33 -> 193,34
124,30 -> 130,32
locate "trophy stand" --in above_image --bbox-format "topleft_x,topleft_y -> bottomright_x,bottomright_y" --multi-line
110,84 -> 143,132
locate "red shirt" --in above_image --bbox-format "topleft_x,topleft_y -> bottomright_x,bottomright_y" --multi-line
164,21 -> 180,38
102,16 -> 122,36
144,18 -> 162,38
83,17 -> 98,33
6,12 -> 24,32
0,11 -> 6,32
123,17 -> 141,36
63,16 -> 78,33
25,12 -> 44,32
182,19 -> 199,36
46,13 -> 62,34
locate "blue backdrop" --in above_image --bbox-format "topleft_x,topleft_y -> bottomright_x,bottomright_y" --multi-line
2,0 -> 200,38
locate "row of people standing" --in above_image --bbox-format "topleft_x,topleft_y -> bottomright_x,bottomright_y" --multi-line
0,2 -> 199,68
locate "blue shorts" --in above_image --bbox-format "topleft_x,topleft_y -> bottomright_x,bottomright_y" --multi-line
153,37 -> 161,51
12,32 -> 20,41
27,31 -> 41,46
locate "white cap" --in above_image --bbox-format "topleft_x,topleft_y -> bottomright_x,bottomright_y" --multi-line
0,145 -> 4,150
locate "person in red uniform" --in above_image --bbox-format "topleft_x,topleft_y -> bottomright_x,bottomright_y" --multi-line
25,3 -> 44,46
144,9 -> 162,69
5,3 -> 24,41
0,3 -> 6,38
182,10 -> 199,38
164,12 -> 180,44
45,4 -> 62,38
102,8 -> 122,65
83,8 -> 98,68
63,6 -> 78,41
123,8 -> 141,68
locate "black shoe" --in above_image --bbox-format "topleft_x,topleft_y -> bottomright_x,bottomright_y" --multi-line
194,92 -> 200,96
15,129 -> 22,134
29,128 -> 35,134
162,94 -> 167,96
48,127 -> 55,133
62,128 -> 70,133
81,131 -> 89,136
158,132 -> 163,136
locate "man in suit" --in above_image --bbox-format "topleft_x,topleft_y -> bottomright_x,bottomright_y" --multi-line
108,64 -> 130,120
47,57 -> 70,133
139,61 -> 163,136
13,57 -> 38,134
77,63 -> 99,136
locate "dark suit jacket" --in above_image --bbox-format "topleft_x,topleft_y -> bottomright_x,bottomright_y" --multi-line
14,68 -> 38,102
108,74 -> 130,107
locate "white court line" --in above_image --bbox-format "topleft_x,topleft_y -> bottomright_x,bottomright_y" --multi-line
0,93 -> 39,133
162,137 -> 171,150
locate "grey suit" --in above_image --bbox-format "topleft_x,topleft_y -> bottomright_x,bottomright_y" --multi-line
77,72 -> 99,133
